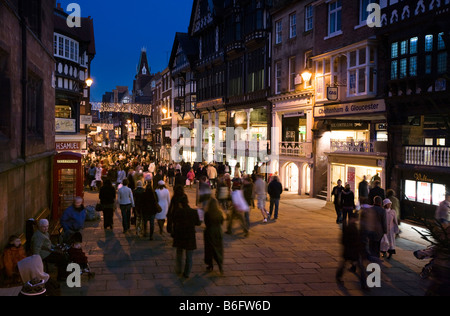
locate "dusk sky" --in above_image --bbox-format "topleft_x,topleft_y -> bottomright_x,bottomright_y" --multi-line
57,0 -> 194,102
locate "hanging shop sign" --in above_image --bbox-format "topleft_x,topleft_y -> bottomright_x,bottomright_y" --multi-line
327,87 -> 338,101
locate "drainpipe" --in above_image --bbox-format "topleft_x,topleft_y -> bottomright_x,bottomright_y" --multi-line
19,0 -> 27,159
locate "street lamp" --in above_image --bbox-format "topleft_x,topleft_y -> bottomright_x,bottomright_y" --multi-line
301,71 -> 312,83
85,78 -> 94,87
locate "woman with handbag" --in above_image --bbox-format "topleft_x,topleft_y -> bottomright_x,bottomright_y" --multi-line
99,179 -> 116,230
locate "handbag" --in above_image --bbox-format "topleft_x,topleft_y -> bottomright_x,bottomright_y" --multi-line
95,203 -> 103,212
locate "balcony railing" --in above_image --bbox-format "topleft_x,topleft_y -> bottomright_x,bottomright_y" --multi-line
330,140 -> 387,154
279,142 -> 312,157
404,146 -> 450,167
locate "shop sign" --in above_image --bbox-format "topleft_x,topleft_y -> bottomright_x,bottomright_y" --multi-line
56,141 -> 81,151
414,173 -> 434,183
283,111 -> 305,118
80,115 -> 92,125
327,87 -> 338,101
330,121 -> 368,130
56,118 -> 76,133
314,99 -> 386,117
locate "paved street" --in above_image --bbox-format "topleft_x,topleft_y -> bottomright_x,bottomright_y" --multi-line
60,186 -> 431,296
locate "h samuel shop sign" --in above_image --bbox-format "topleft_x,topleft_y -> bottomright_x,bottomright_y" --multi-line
314,99 -> 386,118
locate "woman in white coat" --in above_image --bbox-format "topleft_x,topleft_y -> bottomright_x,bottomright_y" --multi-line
381,199 -> 399,259
94,163 -> 103,190
155,180 -> 171,234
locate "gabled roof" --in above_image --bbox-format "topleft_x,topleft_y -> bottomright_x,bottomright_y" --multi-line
54,6 -> 96,56
188,0 -> 223,36
168,32 -> 199,71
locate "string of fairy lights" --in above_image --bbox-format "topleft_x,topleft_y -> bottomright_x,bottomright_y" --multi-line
90,102 -> 152,116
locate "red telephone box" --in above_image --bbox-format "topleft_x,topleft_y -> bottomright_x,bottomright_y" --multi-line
53,152 -> 84,221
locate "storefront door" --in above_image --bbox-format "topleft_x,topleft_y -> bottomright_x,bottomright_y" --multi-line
286,163 -> 299,193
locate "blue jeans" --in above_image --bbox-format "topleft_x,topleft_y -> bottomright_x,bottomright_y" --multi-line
176,248 -> 193,277
120,204 -> 132,232
269,198 -> 280,219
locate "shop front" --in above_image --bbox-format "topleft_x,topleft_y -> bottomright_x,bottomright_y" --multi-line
400,167 -> 450,222
314,99 -> 388,201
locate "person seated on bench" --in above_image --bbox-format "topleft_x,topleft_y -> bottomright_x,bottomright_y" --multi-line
30,219 -> 68,281
2,235 -> 26,284
60,196 -> 87,244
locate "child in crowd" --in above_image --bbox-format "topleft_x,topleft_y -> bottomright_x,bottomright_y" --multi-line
67,232 -> 94,278
2,235 -> 27,284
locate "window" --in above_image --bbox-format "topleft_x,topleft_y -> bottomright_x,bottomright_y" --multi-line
0,50 -> 11,139
54,33 -> 79,63
289,13 -> 296,38
27,72 -> 44,137
390,37 -> 418,80
275,61 -> 282,94
247,48 -> 265,93
360,0 -> 376,25
275,20 -> 282,44
348,46 -> 376,96
289,57 -> 296,91
305,5 -> 313,32
315,58 -> 331,100
405,180 -> 447,206
328,0 -> 342,36
437,32 -> 447,74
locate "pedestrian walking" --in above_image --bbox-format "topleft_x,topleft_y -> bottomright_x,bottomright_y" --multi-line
332,179 -> 344,224
94,163 -> 102,191
198,176 -> 212,209
368,180 -> 385,204
386,189 -> 401,231
358,175 -> 369,204
226,184 -> 250,237
117,178 -> 135,233
267,175 -> 282,221
359,196 -> 387,261
435,192 -> 450,224
155,180 -> 170,235
141,184 -> 159,240
133,180 -> 146,236
171,194 -> 201,278
335,212 -> 367,289
207,163 -> 218,189
380,199 -> 399,259
187,168 -> 195,187
254,174 -> 269,223
99,179 -> 116,230
340,183 -> 356,226
204,198 -> 224,274
216,173 -> 231,214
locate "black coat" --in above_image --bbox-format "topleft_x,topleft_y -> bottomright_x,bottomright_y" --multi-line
268,180 -> 282,199
368,186 -> 385,204
99,185 -> 116,206
141,188 -> 159,217
340,189 -> 355,209
172,206 -> 201,250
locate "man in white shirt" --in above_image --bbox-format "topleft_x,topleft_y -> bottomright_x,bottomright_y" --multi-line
118,178 -> 135,233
